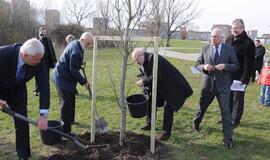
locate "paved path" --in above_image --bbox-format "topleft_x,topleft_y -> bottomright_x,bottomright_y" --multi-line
145,47 -> 199,62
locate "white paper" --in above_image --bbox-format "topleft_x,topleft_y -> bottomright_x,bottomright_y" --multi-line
230,80 -> 246,91
191,67 -> 201,74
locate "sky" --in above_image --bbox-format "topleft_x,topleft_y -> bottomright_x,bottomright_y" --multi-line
30,0 -> 270,36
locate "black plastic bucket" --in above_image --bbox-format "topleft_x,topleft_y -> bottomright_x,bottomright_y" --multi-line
126,94 -> 148,118
40,120 -> 64,145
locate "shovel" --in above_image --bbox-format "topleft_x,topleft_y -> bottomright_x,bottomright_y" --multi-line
81,62 -> 108,133
1,104 -> 89,150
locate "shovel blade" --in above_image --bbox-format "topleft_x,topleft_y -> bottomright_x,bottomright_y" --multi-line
95,118 -> 109,134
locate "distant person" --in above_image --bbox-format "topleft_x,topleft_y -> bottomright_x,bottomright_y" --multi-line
0,38 -> 50,160
193,28 -> 238,149
257,58 -> 270,106
65,34 -> 78,124
225,19 -> 255,128
132,48 -> 193,141
34,27 -> 57,96
251,39 -> 265,82
52,32 -> 93,135
66,34 -> 75,44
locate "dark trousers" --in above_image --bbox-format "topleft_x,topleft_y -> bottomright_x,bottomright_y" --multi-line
194,84 -> 233,142
230,90 -> 245,125
251,64 -> 262,81
55,86 -> 75,133
146,100 -> 174,134
0,86 -> 31,158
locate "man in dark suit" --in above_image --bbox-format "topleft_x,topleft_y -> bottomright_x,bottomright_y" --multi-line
251,39 -> 265,82
132,48 -> 193,141
0,38 -> 50,160
193,28 -> 239,149
52,32 -> 92,135
225,19 -> 255,128
34,27 -> 57,96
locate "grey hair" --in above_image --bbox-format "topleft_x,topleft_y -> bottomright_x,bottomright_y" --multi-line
80,32 -> 93,40
232,19 -> 245,29
132,48 -> 145,57
211,28 -> 223,38
20,38 -> 44,56
66,34 -> 75,43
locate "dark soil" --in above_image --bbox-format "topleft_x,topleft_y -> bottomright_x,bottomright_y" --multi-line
41,131 -> 169,160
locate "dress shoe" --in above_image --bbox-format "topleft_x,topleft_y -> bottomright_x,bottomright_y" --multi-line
156,131 -> 171,141
140,123 -> 151,130
224,141 -> 233,149
192,123 -> 200,132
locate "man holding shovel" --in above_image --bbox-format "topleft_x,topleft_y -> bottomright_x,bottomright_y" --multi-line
52,32 -> 93,136
0,38 -> 50,160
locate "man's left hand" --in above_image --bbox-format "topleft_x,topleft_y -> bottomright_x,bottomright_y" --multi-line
38,116 -> 48,130
215,64 -> 225,71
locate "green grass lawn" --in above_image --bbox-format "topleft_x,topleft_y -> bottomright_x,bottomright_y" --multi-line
0,49 -> 270,160
166,39 -> 207,53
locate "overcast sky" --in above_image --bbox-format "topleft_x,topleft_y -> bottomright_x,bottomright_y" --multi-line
30,0 -> 270,36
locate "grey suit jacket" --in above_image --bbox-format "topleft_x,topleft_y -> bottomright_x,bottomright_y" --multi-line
195,43 -> 239,93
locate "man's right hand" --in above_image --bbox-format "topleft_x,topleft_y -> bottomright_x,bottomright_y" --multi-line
84,81 -> 91,90
0,100 -> 7,111
203,64 -> 215,72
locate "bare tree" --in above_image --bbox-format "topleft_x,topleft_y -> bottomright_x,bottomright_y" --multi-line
161,0 -> 200,46
96,0 -> 111,35
98,0 -> 148,145
62,0 -> 95,26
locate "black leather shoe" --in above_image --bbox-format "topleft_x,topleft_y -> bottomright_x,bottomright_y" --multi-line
140,123 -> 151,130
224,141 -> 233,149
156,131 -> 171,141
192,123 -> 200,132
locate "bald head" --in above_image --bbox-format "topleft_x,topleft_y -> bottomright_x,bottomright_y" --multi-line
132,48 -> 145,66
79,32 -> 93,50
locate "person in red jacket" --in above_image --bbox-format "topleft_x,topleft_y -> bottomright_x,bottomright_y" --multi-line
257,58 -> 270,106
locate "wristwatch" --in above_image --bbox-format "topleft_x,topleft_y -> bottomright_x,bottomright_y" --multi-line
40,113 -> 48,117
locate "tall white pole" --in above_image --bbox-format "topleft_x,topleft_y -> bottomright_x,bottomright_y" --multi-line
90,36 -> 98,142
150,36 -> 159,153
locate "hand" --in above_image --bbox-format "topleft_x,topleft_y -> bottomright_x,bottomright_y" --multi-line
84,81 -> 91,90
0,100 -> 7,111
136,79 -> 144,87
240,81 -> 245,85
215,64 -> 225,71
203,64 -> 215,72
38,116 -> 48,130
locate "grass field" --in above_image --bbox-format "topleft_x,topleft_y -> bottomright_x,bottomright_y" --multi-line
0,47 -> 270,160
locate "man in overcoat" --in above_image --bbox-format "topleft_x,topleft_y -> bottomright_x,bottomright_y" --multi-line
132,48 -> 193,140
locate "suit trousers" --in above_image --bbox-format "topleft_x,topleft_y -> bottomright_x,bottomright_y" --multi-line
0,85 -> 31,158
230,90 -> 245,125
194,83 -> 233,142
55,86 -> 75,133
146,100 -> 174,134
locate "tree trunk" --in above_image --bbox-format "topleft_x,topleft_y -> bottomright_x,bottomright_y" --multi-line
119,41 -> 129,146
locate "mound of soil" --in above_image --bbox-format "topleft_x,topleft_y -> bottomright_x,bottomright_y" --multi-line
43,131 -> 169,160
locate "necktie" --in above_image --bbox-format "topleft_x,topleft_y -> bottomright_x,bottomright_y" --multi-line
16,64 -> 25,81
214,47 -> 219,64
